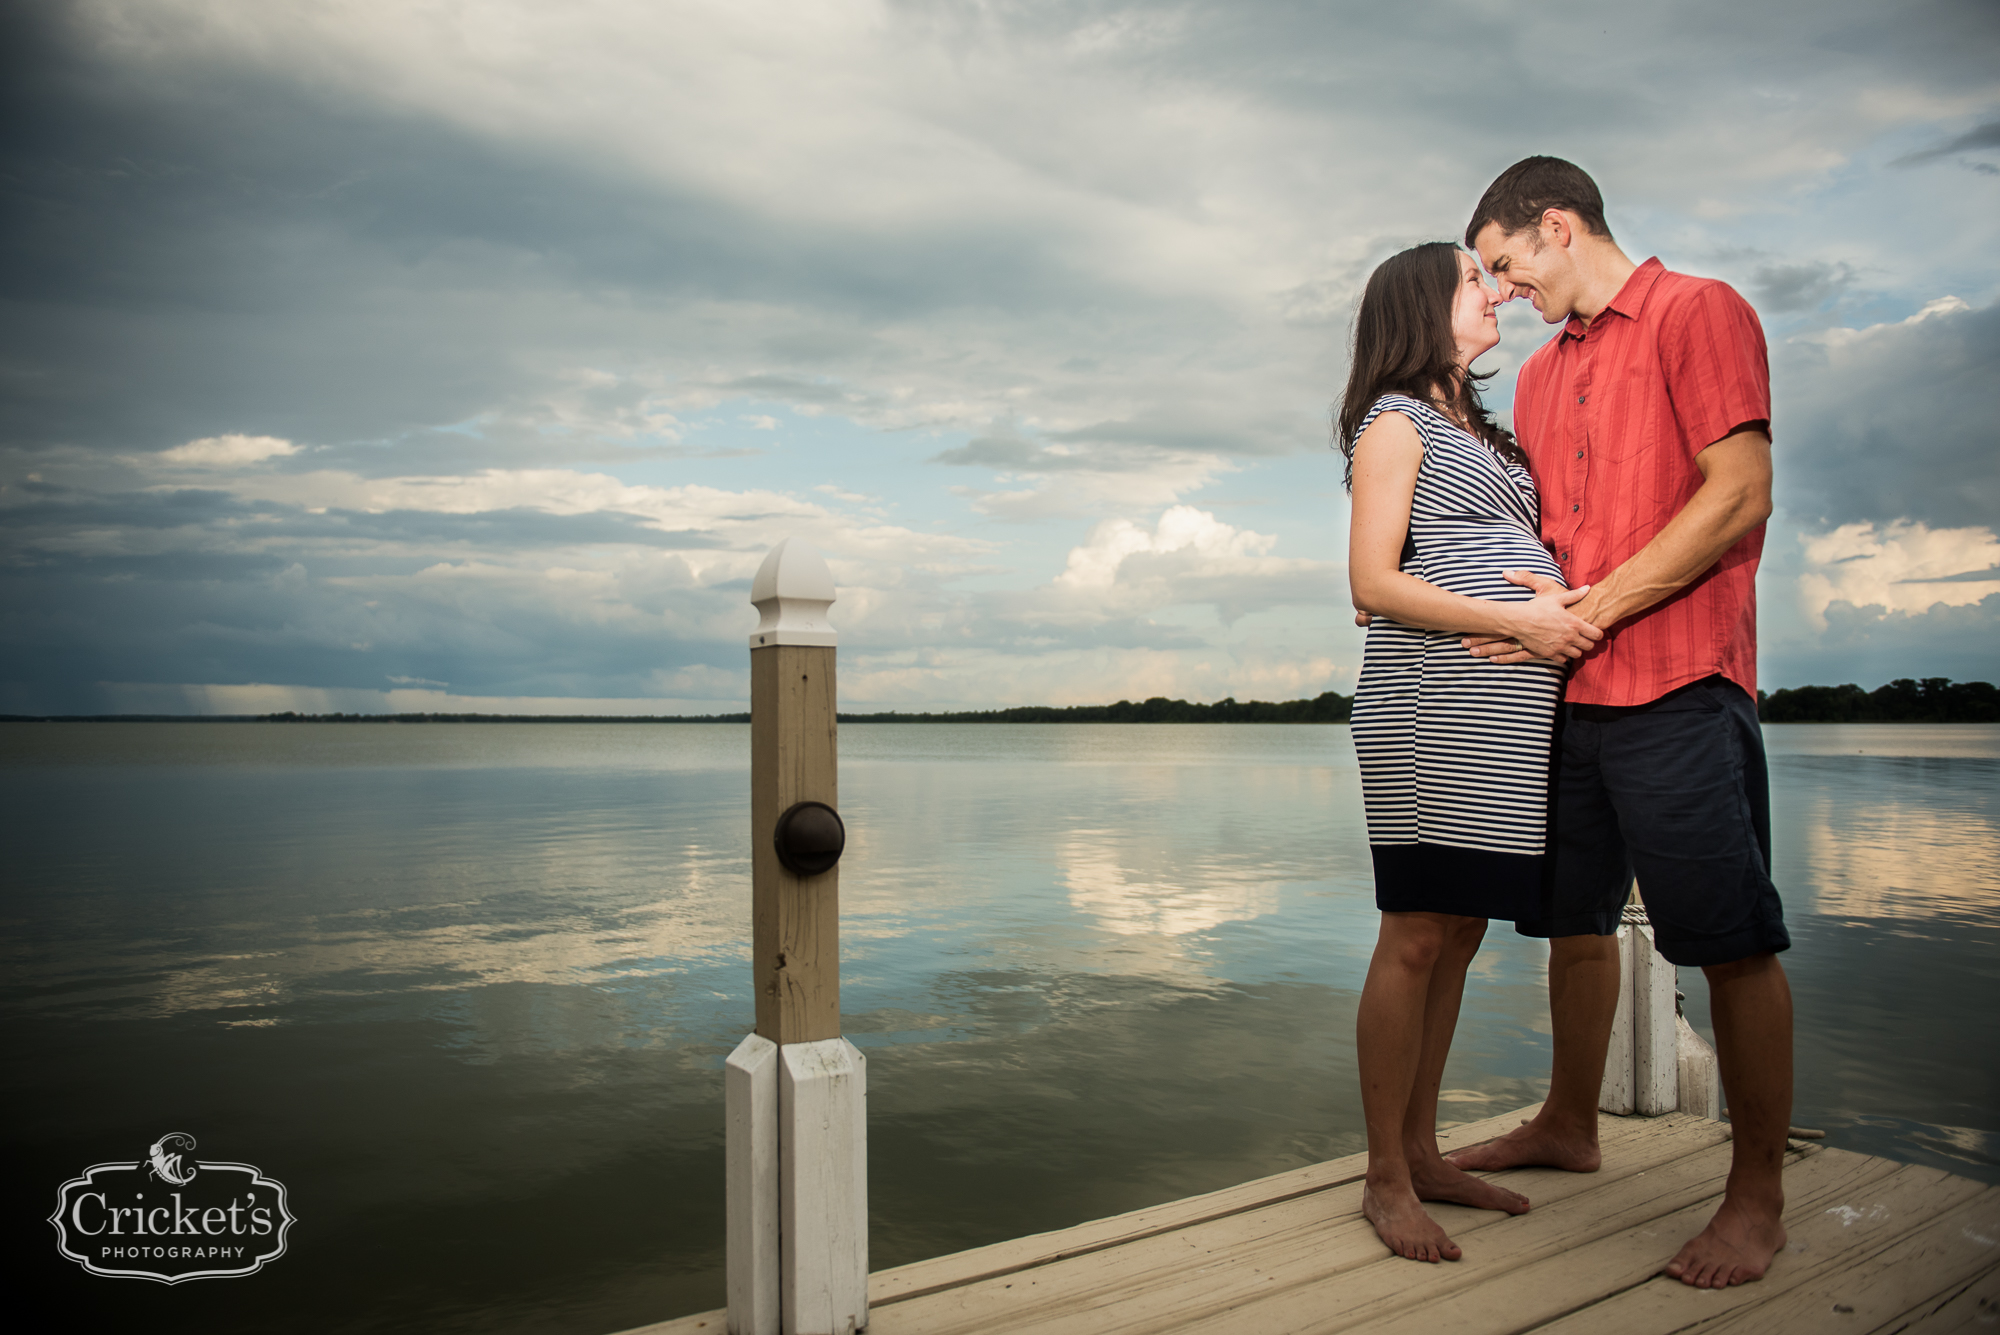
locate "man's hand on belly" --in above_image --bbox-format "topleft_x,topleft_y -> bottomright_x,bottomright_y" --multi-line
1462,571 -> 1575,663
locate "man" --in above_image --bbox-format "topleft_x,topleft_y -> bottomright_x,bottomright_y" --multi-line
1447,156 -> 1794,1289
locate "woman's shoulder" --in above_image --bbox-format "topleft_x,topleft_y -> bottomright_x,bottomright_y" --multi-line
1366,392 -> 1431,417
1358,393 -> 1435,434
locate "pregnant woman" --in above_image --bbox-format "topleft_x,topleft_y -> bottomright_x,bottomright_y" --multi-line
1337,241 -> 1601,1263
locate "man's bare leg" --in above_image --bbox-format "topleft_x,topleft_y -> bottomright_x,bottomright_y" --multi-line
1401,916 -> 1531,1215
1667,952 -> 1793,1287
1358,912 -> 1465,1261
1447,932 -> 1620,1173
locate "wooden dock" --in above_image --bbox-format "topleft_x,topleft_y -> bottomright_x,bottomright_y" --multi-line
623,1105 -> 2000,1335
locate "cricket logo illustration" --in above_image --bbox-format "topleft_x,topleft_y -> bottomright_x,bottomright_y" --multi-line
147,1133 -> 198,1186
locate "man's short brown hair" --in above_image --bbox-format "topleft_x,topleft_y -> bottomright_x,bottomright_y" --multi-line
1464,156 -> 1613,249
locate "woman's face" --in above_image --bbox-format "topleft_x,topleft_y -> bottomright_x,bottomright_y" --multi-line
1450,249 -> 1502,368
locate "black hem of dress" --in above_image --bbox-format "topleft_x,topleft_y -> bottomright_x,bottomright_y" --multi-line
1371,842 -> 1545,920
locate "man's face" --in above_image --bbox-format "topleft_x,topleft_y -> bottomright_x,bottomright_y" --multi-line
1473,215 -> 1578,325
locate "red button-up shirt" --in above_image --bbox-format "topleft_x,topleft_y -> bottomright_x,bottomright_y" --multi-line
1514,258 -> 1770,707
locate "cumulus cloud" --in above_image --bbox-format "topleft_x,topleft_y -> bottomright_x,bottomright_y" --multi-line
1796,520 -> 2000,628
157,433 -> 300,466
1039,505 -> 1336,625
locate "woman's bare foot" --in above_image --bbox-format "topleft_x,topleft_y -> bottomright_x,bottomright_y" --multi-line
1410,1156 -> 1530,1214
1663,1196 -> 1787,1288
1362,1181 -> 1463,1262
1445,1116 -> 1601,1173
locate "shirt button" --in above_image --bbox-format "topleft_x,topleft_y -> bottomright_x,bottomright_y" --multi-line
1571,503 -> 1580,512
1561,551 -> 1570,560
1577,395 -> 1586,405
1575,450 -> 1584,458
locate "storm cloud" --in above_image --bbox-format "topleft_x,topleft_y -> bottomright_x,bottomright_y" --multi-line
2,0 -> 1997,712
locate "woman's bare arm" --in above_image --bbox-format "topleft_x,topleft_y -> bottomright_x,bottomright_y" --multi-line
1349,411 -> 1602,660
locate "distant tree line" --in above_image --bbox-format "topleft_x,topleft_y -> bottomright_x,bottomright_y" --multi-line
837,692 -> 1356,724
6,681 -> 1993,724
0,711 -> 752,724
1757,678 -> 1997,723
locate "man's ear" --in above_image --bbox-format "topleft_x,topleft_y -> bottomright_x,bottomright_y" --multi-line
1541,209 -> 1573,249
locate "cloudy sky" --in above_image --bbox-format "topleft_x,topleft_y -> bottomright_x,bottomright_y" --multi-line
2,0 -> 1996,715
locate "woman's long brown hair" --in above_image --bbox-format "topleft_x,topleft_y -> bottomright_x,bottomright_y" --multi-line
1334,241 -> 1525,489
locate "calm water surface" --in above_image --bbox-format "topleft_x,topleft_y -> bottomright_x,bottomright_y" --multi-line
4,722 -> 1996,1333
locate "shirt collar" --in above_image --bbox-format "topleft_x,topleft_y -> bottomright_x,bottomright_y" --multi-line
1560,256 -> 1665,341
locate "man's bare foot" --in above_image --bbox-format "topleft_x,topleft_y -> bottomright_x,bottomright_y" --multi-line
1663,1196 -> 1787,1288
1362,1181 -> 1463,1262
1410,1157 -> 1530,1214
1446,1117 -> 1601,1173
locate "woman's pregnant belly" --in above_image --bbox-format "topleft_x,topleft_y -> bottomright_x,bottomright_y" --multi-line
1413,518 -> 1563,603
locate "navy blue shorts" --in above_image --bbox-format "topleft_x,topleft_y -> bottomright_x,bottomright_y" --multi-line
1516,675 -> 1790,968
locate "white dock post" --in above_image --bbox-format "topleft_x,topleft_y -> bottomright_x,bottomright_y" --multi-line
1599,925 -> 1636,1116
1598,894 -> 1722,1119
726,538 -> 868,1335
780,1039 -> 867,1333
1631,924 -> 1679,1116
727,1033 -> 780,1335
1676,1014 -> 1723,1120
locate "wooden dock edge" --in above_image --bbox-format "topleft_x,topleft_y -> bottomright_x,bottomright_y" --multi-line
609,1103 -> 1561,1335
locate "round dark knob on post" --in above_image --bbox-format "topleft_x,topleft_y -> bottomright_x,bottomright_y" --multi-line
774,801 -> 845,877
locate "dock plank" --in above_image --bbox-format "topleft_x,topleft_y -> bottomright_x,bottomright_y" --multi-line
1703,1183 -> 1998,1335
867,1103 -> 1570,1308
872,1115 -> 1731,1335
1892,1255 -> 2000,1334
1165,1121 -> 1818,1335
609,1110 -> 2000,1335
1501,1152 -> 1978,1335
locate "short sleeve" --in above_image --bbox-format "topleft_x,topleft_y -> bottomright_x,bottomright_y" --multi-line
1660,281 -> 1771,457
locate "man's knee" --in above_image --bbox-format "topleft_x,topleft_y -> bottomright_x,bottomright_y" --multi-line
1701,951 -> 1787,987
1550,933 -> 1619,967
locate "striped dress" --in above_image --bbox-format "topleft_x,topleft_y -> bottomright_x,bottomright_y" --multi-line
1349,394 -> 1567,920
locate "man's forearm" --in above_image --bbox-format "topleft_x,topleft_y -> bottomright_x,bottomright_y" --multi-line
1573,432 -> 1772,629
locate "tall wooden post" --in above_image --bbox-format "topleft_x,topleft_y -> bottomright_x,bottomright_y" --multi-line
727,539 -> 867,1335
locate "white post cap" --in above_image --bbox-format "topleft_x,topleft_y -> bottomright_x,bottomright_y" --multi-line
750,538 -> 837,648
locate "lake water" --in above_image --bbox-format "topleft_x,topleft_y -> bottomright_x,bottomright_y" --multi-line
4,721 -> 1996,1334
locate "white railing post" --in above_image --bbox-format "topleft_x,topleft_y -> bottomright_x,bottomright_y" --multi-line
727,539 -> 867,1335
1600,926 -> 1636,1116
1631,922 -> 1679,1116
1599,895 -> 1721,1119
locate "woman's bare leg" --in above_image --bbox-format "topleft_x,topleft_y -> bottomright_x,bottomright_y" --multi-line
1401,916 -> 1530,1214
1358,911 -> 1463,1261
